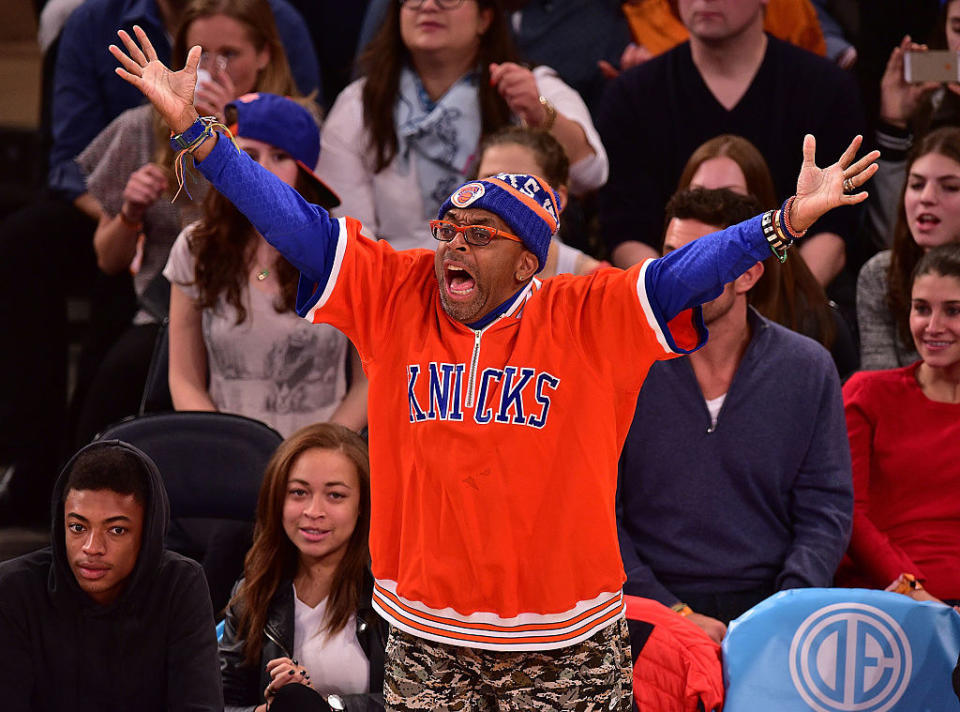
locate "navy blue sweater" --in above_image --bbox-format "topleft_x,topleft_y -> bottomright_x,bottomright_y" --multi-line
617,308 -> 853,605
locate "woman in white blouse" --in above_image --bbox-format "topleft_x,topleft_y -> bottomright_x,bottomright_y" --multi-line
318,0 -> 607,252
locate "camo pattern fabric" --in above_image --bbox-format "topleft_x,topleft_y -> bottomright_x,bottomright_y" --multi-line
383,618 -> 633,711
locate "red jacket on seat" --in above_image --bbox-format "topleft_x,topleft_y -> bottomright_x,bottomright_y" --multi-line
624,595 -> 724,712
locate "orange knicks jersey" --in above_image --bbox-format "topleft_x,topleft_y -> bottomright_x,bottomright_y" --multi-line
297,216 -> 704,651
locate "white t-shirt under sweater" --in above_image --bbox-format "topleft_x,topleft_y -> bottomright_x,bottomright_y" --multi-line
705,393 -> 726,429
292,587 -> 369,697
163,226 -> 349,436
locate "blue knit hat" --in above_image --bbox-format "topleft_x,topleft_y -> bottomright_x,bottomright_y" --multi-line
437,173 -> 561,272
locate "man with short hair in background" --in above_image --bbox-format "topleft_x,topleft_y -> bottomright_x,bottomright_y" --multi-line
617,187 -> 854,643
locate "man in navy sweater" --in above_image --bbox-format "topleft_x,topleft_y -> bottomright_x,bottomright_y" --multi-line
617,188 -> 853,644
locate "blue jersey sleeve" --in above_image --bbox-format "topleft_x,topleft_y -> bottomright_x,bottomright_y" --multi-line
195,136 -> 340,287
645,214 -> 773,323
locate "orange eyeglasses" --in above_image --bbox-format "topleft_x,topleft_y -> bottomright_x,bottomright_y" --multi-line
429,220 -> 523,247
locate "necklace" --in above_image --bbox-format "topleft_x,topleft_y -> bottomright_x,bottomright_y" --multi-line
256,268 -> 269,281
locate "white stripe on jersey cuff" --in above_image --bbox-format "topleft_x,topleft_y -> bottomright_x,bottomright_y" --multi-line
635,259 -> 672,354
303,216 -> 348,323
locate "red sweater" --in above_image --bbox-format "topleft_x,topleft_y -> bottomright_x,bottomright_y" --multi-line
837,363 -> 960,599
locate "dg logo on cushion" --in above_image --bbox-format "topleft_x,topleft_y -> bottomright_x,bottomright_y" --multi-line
788,603 -> 912,712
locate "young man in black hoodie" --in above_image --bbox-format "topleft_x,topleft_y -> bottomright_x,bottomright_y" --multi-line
0,440 -> 223,711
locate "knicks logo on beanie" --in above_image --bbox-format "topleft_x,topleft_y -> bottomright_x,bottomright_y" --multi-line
438,173 -> 561,273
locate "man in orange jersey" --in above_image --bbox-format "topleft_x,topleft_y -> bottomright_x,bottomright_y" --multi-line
111,27 -> 878,710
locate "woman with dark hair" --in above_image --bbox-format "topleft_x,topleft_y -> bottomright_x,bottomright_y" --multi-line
220,422 -> 387,711
838,243 -> 960,606
858,126 -> 960,370
867,2 -> 960,248
676,134 -> 858,376
317,0 -> 606,251
74,0 -> 301,445
162,93 -> 367,435
474,125 -> 604,278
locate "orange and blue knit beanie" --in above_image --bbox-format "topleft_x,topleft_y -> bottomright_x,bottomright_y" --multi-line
438,173 -> 561,272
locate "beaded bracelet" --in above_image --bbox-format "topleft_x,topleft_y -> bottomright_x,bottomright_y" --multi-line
761,209 -> 790,263
778,196 -> 806,241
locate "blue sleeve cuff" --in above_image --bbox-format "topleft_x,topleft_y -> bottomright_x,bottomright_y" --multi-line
47,160 -> 87,199
645,214 -> 770,319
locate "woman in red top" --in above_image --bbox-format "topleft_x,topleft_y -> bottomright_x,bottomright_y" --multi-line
839,243 -> 960,605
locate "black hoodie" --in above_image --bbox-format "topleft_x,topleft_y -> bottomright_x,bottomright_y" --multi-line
0,440 -> 224,712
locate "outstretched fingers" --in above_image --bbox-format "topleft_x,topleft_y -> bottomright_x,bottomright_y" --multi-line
116,29 -> 147,67
109,43 -> 143,79
132,25 -> 158,62
836,134 -> 863,170
844,149 -> 881,180
840,163 -> 879,205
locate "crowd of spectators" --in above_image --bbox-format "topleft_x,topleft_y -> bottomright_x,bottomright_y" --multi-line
1,0 -> 959,709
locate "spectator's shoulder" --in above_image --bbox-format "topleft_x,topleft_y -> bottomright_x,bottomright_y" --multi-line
616,41 -> 689,90
862,249 -> 892,273
842,364 -> 910,401
762,315 -> 837,373
156,548 -> 206,581
327,77 -> 366,117
62,0 -> 119,31
858,250 -> 891,290
768,34 -> 854,87
0,548 -> 52,606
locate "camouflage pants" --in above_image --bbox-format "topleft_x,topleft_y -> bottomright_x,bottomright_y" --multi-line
384,618 -> 633,711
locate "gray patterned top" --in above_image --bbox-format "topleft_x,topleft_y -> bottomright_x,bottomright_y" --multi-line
856,250 -> 918,370
164,226 -> 348,436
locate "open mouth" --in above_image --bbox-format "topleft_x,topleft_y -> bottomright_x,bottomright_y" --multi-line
915,213 -> 941,230
444,263 -> 477,299
922,339 -> 955,349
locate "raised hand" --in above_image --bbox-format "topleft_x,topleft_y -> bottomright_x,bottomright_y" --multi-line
489,62 -> 548,128
790,134 -> 880,234
109,25 -> 201,134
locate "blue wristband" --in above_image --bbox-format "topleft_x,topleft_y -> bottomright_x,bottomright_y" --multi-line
170,116 -> 209,151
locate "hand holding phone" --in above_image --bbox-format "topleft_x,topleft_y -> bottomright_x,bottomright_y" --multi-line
880,37 -> 942,128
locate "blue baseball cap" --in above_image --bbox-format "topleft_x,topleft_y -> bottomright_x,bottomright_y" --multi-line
226,92 -> 340,208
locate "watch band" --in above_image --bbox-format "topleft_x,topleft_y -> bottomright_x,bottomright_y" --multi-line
537,96 -> 558,132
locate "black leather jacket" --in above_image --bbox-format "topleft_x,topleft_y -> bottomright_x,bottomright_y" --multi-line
219,569 -> 387,712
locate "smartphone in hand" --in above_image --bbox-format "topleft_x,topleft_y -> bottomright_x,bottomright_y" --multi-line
904,50 -> 960,83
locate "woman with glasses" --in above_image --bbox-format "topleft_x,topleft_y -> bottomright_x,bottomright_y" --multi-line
316,0 -> 607,252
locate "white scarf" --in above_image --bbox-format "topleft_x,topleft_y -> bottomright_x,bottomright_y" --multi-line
394,66 -> 482,219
